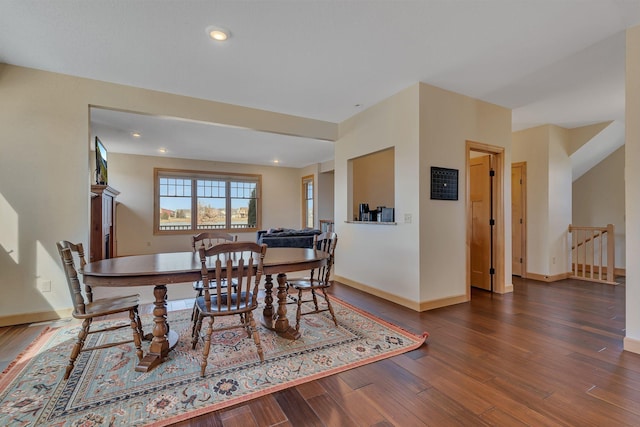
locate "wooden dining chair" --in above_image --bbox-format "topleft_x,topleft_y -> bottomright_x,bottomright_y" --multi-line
191,241 -> 267,376
56,241 -> 144,380
192,232 -> 238,294
288,232 -> 338,332
191,232 -> 238,320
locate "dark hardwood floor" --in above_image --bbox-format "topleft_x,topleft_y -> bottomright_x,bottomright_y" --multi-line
2,276 -> 640,426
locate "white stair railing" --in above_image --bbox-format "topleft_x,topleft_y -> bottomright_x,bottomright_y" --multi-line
568,224 -> 616,285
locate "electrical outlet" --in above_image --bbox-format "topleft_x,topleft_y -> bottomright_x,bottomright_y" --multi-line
552,257 -> 556,264
147,242 -> 151,247
39,279 -> 51,293
404,213 -> 412,224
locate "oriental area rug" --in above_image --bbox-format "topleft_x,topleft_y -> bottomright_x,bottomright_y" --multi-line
0,296 -> 427,426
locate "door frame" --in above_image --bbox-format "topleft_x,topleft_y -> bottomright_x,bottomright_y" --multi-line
466,140 -> 506,297
511,162 -> 527,278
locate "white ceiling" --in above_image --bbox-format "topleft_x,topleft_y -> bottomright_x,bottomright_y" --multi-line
1,0 -> 639,167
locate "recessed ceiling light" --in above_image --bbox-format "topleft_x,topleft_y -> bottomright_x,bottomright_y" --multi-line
131,132 -> 141,138
206,26 -> 230,41
159,148 -> 167,154
273,159 -> 279,164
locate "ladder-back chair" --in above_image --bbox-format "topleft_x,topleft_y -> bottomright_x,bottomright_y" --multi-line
56,241 -> 144,380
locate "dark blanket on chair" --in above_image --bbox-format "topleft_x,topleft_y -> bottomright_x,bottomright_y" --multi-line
256,228 -> 321,248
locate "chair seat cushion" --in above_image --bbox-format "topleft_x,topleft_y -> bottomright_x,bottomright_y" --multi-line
195,291 -> 255,312
288,279 -> 328,290
192,277 -> 238,291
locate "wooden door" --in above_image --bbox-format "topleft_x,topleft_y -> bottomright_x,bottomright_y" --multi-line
470,155 -> 492,291
511,163 -> 526,277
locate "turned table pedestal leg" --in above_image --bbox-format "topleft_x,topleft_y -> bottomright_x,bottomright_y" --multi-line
135,284 -> 179,372
262,273 -> 300,340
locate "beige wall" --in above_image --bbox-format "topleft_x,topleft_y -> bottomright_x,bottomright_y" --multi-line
335,84 -> 421,304
317,171 -> 334,224
111,154 -> 304,251
513,125 -> 572,277
572,146 -> 626,269
0,64 -> 336,322
547,125 -> 572,276
568,121 -> 611,154
514,121 -> 627,279
334,82 -> 512,309
625,25 -> 640,354
419,83 -> 512,301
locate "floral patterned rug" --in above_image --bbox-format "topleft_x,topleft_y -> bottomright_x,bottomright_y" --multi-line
0,296 -> 427,426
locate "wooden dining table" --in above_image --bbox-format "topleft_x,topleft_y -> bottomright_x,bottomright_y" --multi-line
81,247 -> 328,373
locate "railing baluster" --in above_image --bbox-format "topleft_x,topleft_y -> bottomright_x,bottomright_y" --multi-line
572,227 -> 577,277
567,224 -> 616,285
589,230 -> 596,279
581,229 -> 585,280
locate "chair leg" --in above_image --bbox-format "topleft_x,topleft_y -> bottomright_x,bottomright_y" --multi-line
129,309 -> 144,362
190,300 -> 197,322
240,313 -> 251,337
200,316 -> 214,377
134,307 -> 144,337
295,289 -> 304,332
192,312 -> 203,349
191,290 -> 203,321
65,318 -> 91,380
322,287 -> 338,327
247,312 -> 264,362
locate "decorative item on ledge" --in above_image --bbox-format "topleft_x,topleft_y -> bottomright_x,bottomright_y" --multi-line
345,221 -> 397,225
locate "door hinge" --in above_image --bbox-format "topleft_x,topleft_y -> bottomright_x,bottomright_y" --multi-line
489,268 -> 495,275
520,218 -> 523,224
520,258 -> 523,263
489,169 -> 495,177
489,219 -> 495,226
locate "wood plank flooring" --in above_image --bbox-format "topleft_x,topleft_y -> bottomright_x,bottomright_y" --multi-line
2,276 -> 640,426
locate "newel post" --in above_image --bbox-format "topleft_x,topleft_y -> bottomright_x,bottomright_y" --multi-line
607,224 -> 615,283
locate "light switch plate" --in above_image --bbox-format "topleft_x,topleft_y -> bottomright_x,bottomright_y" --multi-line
39,279 -> 51,292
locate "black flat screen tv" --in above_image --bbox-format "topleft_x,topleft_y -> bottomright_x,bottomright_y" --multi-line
95,136 -> 108,185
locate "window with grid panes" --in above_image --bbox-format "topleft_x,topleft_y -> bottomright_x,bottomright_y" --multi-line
302,175 -> 314,229
154,168 -> 261,234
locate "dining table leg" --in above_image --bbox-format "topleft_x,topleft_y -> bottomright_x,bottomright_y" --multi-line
262,274 -> 275,329
135,284 -> 179,372
273,273 -> 301,340
262,273 -> 301,340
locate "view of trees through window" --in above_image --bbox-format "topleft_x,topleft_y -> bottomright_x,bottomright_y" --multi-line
156,171 -> 259,233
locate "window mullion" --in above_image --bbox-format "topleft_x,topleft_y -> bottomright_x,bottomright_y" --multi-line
192,178 -> 198,230
226,181 -> 231,229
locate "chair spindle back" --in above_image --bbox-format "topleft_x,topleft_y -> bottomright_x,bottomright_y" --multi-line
198,242 -> 267,313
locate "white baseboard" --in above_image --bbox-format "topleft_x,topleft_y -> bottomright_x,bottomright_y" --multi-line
624,336 -> 640,355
